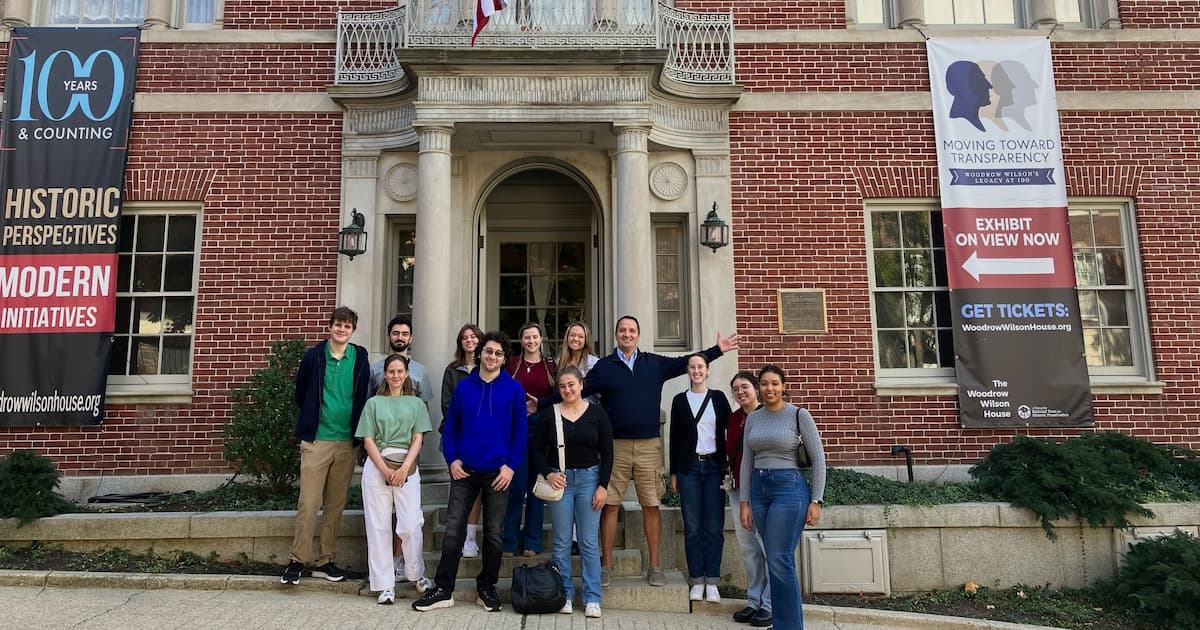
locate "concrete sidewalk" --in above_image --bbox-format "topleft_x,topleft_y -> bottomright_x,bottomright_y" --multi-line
0,571 -> 1064,630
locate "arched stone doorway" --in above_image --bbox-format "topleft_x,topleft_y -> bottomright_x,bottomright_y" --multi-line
478,166 -> 603,356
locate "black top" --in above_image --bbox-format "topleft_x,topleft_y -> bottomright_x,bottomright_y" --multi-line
531,402 -> 614,489
668,388 -> 732,476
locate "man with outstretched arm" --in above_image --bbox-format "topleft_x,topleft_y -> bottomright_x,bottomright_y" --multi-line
412,330 -> 527,613
557,315 -> 738,587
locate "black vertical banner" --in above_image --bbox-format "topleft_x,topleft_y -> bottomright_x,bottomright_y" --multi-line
0,28 -> 140,426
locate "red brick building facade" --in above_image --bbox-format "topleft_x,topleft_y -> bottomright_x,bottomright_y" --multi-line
0,0 -> 1197,476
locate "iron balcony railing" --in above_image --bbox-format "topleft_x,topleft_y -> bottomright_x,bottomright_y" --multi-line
335,0 -> 734,85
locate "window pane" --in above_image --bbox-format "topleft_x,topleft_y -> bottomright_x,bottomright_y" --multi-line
1103,329 -> 1133,366
875,250 -> 903,287
119,214 -> 136,251
1074,252 -> 1100,286
878,330 -> 907,368
50,0 -> 82,23
1093,210 -> 1122,246
654,221 -> 686,344
925,0 -> 955,24
132,336 -> 160,375
907,329 -> 939,368
167,215 -> 197,251
937,329 -> 955,367
163,297 -> 194,334
109,335 -> 129,376
1099,249 -> 1126,285
1082,328 -> 1102,366
117,254 -> 133,292
136,215 -> 166,252
163,254 -> 194,292
658,312 -> 681,339
901,211 -> 931,248
904,251 -> 933,287
983,0 -> 1014,23
1055,0 -> 1081,22
1069,212 -> 1093,247
135,297 -> 163,334
1078,290 -> 1099,326
656,255 -> 678,283
559,242 -> 585,273
872,212 -> 900,248
528,243 -> 554,274
161,336 -> 191,374
876,292 -> 904,329
953,0 -> 985,24
133,254 -> 163,291
905,292 -> 934,327
500,243 -> 525,274
396,285 -> 413,316
499,309 -> 525,339
934,290 -> 952,326
855,0 -> 885,23
187,0 -> 216,23
499,276 -> 528,307
657,283 -> 680,310
557,276 -> 585,306
114,297 -> 133,334
1098,290 -> 1128,326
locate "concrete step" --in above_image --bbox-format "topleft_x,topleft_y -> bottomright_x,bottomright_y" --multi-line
407,548 -> 643,579
360,569 -> 691,613
427,520 -> 626,551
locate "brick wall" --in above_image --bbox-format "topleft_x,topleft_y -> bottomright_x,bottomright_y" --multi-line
1121,0 -> 1200,28
730,109 -> 1200,465
223,1 -> 396,30
0,114 -> 343,475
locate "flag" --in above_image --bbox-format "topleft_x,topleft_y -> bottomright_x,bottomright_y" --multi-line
472,0 -> 508,45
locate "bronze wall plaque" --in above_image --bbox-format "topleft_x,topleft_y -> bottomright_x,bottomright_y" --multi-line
777,289 -> 827,334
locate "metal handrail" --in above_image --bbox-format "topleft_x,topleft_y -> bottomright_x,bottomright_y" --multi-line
335,1 -> 733,86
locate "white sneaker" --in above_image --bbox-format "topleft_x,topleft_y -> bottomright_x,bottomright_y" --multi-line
414,577 -> 432,595
558,600 -> 573,614
585,602 -> 601,618
377,588 -> 395,605
462,538 -> 480,558
705,584 -> 721,603
689,584 -> 704,601
394,559 -> 408,582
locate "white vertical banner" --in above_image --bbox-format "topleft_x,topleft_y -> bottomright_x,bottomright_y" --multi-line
927,38 -> 1092,428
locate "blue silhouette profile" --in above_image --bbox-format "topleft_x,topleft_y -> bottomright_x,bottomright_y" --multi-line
946,60 -> 992,132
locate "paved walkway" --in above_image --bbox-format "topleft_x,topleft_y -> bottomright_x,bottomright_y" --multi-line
0,582 -> 1062,630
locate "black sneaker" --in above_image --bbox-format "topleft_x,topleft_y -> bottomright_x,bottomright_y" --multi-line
412,586 -> 454,611
476,586 -> 502,612
311,562 -> 346,582
280,560 -> 302,585
749,609 -> 773,627
733,606 -> 757,623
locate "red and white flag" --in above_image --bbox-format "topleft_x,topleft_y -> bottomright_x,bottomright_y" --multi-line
472,0 -> 508,45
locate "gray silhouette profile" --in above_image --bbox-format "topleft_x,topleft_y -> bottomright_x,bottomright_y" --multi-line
992,61 -> 1038,132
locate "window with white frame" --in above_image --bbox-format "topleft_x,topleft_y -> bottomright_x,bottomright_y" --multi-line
866,200 -> 1151,383
851,0 -> 1099,27
44,0 -> 216,27
110,207 -> 200,386
390,220 -> 417,324
653,216 -> 689,348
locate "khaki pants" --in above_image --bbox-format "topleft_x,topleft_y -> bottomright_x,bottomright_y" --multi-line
289,440 -> 356,565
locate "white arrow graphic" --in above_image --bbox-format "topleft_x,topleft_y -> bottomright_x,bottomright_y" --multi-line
962,251 -> 1055,281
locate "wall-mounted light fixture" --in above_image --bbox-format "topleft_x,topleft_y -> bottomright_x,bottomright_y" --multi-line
338,208 -> 368,260
700,202 -> 730,253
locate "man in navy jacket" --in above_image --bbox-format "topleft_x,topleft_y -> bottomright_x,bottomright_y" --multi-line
281,306 -> 371,586
580,315 -> 738,587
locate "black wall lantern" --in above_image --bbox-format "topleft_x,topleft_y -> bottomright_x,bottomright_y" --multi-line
700,202 -> 730,253
338,208 -> 368,260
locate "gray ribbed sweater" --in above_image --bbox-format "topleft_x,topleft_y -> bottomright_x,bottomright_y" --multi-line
738,403 -> 826,503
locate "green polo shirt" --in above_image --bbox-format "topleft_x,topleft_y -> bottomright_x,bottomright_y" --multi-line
354,396 -> 433,449
316,343 -> 356,441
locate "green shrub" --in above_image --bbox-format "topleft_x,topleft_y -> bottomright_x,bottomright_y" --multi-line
223,338 -> 307,495
1100,531 -> 1200,629
970,433 -> 1176,539
823,467 -> 997,506
0,450 -> 74,525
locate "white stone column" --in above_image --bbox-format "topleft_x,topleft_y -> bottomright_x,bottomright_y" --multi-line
694,153 -> 738,383
2,0 -> 33,27
338,155 -> 380,349
412,123 -> 455,476
897,0 -> 925,28
143,0 -> 172,30
1028,0 -> 1058,28
613,124 -> 656,345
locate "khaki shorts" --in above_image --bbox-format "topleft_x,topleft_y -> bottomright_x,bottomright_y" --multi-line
606,437 -> 665,507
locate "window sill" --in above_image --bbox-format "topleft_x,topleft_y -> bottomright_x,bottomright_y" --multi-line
873,379 -> 1166,397
105,384 -> 193,405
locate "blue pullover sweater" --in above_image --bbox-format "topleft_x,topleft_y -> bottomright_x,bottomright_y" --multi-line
442,369 -> 527,473
579,345 -> 724,440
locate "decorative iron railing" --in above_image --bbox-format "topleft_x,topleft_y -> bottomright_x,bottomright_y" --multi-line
335,0 -> 734,86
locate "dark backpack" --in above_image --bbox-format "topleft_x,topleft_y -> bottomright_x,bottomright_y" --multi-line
511,561 -> 567,614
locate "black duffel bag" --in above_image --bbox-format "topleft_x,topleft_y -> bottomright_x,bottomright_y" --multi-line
511,561 -> 567,614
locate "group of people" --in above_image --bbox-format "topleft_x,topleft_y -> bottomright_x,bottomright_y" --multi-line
278,306 -> 826,630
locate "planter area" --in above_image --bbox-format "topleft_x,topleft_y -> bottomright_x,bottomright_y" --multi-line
2,502 -> 1197,596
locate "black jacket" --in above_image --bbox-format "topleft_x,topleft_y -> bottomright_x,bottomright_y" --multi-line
293,340 -> 371,443
668,388 -> 731,476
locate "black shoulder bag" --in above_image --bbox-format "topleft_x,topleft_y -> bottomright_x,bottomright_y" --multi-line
795,407 -> 811,469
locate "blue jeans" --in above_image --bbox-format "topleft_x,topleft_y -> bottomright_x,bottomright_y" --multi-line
750,468 -> 810,629
677,457 -> 725,579
502,437 -> 545,553
729,489 -> 771,613
546,465 -> 602,605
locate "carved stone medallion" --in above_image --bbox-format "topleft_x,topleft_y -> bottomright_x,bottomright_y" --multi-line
385,163 -> 418,202
650,162 -> 687,201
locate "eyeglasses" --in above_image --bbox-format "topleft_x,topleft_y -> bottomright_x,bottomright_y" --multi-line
481,348 -> 505,357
